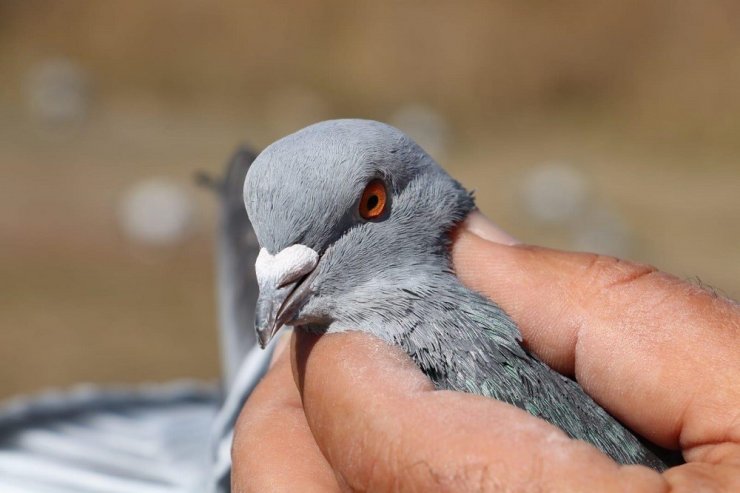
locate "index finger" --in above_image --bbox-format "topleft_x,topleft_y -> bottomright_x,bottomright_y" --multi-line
452,215 -> 740,455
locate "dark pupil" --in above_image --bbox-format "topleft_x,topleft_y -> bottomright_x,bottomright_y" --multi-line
366,194 -> 379,211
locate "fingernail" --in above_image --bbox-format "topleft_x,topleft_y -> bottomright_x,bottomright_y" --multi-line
463,210 -> 519,245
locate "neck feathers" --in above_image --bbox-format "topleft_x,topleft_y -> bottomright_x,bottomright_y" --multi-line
390,278 -> 525,384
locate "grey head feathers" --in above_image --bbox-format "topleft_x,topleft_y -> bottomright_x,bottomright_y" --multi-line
244,119 -> 668,470
246,119 -> 473,255
245,119 -> 475,343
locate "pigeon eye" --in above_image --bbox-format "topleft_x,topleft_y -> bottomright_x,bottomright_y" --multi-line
359,179 -> 387,220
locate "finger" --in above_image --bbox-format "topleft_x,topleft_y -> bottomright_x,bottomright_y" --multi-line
232,335 -> 340,492
294,331 -> 668,492
452,213 -> 740,452
268,330 -> 292,368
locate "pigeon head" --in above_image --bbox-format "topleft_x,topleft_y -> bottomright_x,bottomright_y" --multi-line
244,119 -> 474,347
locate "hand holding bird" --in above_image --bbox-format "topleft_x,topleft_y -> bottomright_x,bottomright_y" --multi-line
235,120 -> 739,491
234,213 -> 739,492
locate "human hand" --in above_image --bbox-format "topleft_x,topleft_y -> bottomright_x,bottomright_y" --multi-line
233,212 -> 740,492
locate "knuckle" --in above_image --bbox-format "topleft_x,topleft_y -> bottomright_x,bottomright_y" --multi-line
353,426 -> 406,492
460,462 -> 505,492
579,253 -> 659,295
398,458 -> 518,492
460,459 -> 546,493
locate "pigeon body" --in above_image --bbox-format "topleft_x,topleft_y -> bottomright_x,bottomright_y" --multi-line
244,119 -> 667,470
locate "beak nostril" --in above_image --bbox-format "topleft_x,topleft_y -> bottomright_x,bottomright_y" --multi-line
255,244 -> 319,288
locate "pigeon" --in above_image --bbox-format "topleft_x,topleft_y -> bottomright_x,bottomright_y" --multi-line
243,119 -> 669,471
197,146 -> 261,388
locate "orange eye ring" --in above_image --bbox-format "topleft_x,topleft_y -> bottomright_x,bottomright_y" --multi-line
359,179 -> 387,220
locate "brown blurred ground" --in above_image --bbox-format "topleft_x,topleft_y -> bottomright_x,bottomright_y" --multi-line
1,1 -> 738,399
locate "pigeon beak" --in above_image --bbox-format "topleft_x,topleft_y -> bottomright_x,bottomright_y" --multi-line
254,283 -> 294,348
254,245 -> 319,349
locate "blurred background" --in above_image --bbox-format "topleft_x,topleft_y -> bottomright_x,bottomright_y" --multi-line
1,1 -> 738,399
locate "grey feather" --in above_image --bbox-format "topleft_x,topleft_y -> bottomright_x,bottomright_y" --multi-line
244,119 -> 669,471
209,146 -> 261,389
0,146 -> 271,492
0,382 -> 220,492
